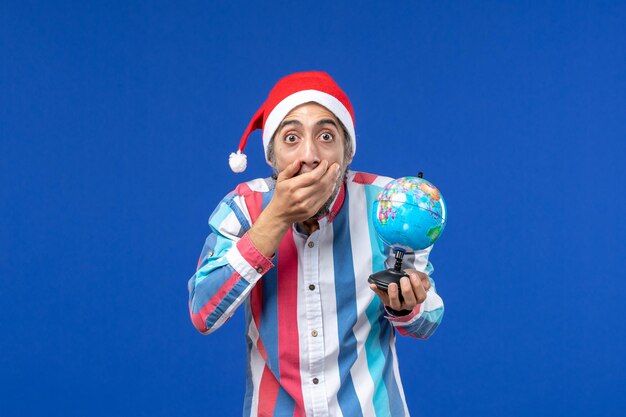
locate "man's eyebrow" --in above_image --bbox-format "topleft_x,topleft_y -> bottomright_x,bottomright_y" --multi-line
277,118 -> 339,131
316,119 -> 339,128
277,119 -> 303,131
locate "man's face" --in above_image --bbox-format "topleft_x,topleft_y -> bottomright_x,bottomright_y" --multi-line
271,102 -> 351,218
271,102 -> 348,175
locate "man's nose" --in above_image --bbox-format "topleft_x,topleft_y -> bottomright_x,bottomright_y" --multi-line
300,137 -> 320,167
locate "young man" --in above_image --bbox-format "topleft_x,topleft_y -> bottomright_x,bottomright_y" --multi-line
188,71 -> 444,417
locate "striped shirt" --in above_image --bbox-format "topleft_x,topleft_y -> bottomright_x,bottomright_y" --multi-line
188,171 -> 444,417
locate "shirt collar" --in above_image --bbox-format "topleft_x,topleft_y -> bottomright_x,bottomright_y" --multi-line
319,179 -> 346,223
291,179 -> 346,236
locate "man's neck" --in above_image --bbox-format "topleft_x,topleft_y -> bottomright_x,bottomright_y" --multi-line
299,218 -> 320,235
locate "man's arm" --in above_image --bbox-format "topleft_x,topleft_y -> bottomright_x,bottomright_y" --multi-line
188,159 -> 341,334
188,191 -> 274,334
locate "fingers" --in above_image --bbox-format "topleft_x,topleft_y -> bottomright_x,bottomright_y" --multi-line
277,159 -> 302,182
307,162 -> 341,200
404,269 -> 430,292
277,160 -> 341,196
370,271 -> 430,312
271,160 -> 342,224
369,284 -> 389,305
387,283 -> 404,311
405,270 -> 428,303
389,278 -> 424,311
399,277 -> 417,307
278,159 -> 338,184
292,160 -> 340,188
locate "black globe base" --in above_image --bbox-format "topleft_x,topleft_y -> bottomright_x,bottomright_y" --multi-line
368,269 -> 407,304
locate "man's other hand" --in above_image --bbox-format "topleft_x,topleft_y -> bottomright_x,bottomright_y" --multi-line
369,269 -> 431,312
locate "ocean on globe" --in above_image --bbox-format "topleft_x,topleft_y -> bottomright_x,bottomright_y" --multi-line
373,176 -> 447,252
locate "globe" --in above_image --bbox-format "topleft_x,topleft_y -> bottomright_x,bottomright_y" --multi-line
373,176 -> 447,252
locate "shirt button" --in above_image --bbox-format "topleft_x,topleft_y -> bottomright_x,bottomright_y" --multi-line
308,241 -> 315,248
311,330 -> 318,337
308,284 -> 315,291
255,266 -> 263,274
312,378 -> 319,384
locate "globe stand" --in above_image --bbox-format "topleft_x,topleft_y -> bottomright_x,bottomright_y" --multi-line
368,248 -> 408,304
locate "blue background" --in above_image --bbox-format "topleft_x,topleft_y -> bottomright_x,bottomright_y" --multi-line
2,1 -> 625,416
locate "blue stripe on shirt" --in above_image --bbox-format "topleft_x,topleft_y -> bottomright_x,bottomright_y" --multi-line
225,193 -> 251,232
205,278 -> 251,329
273,387 -> 295,417
332,191 -> 364,417
400,307 -> 444,339
379,322 -> 405,416
190,261 -> 235,313
208,193 -> 235,232
197,233 -> 218,269
364,299 -> 391,416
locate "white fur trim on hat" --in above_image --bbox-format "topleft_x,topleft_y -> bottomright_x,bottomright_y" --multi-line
261,90 -> 356,163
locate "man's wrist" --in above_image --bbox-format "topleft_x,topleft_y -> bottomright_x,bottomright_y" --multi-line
247,206 -> 291,257
386,307 -> 413,317
262,201 -> 293,231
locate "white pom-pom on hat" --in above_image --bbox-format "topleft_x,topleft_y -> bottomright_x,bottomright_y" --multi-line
229,71 -> 356,174
229,151 -> 247,173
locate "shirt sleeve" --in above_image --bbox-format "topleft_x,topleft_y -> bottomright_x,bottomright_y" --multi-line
187,191 -> 274,334
383,245 -> 445,339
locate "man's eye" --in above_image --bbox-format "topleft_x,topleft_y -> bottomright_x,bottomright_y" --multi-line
320,132 -> 333,141
285,134 -> 298,143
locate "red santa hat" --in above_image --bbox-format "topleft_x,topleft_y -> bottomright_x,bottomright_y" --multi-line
229,71 -> 356,173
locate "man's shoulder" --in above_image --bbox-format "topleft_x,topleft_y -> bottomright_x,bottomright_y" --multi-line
347,171 -> 393,188
232,177 -> 276,198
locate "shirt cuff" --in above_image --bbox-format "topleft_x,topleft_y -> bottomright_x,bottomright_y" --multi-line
235,232 -> 275,276
385,303 -> 423,323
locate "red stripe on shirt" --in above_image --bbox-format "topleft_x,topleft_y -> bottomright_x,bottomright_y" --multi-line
190,271 -> 241,331
258,365 -> 280,417
277,230 -> 305,416
327,183 -> 346,223
237,234 -> 274,272
395,326 -> 426,339
236,182 -> 265,223
352,171 -> 379,185
251,279 -> 278,414
188,301 -> 210,334
250,284 -> 269,361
